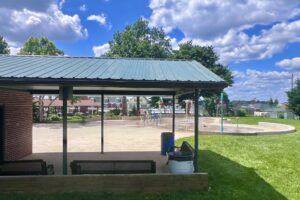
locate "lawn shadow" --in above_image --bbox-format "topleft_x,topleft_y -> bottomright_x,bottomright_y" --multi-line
199,150 -> 287,200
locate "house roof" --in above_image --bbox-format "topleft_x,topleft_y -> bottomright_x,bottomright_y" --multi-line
0,55 -> 227,94
35,99 -> 100,107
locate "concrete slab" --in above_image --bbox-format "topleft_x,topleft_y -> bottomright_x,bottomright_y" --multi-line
24,120 -> 194,175
32,120 -> 193,153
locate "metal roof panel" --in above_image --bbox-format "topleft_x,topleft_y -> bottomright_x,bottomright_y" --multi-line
0,55 -> 226,87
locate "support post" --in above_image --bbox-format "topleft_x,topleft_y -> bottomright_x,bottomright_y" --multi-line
101,94 -> 104,154
62,87 -> 68,175
172,94 -> 175,134
137,96 -> 140,116
220,92 -> 224,134
194,89 -> 199,172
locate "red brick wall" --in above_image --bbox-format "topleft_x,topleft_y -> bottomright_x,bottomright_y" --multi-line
0,89 -> 32,161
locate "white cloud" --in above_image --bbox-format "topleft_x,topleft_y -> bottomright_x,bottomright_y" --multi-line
0,0 -> 87,46
79,4 -> 87,12
150,0 -> 300,39
149,0 -> 300,63
87,14 -> 107,26
168,37 -> 179,50
93,43 -> 110,57
232,70 -> 245,78
59,0 -> 65,9
226,69 -> 296,102
9,46 -> 20,55
276,57 -> 300,71
176,20 -> 300,64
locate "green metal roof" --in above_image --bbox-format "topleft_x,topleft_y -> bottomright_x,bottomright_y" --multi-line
0,55 -> 227,93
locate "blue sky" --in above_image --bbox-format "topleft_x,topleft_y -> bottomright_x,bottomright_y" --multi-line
1,0 -> 300,102
56,0 -> 152,57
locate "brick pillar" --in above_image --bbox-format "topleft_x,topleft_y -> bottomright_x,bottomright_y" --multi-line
0,89 -> 32,161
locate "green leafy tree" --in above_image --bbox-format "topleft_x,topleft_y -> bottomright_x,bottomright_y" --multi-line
203,92 -> 230,116
32,101 -> 39,122
173,42 -> 233,115
19,37 -> 64,56
149,97 -> 161,108
106,18 -> 172,58
287,79 -> 300,117
20,37 -> 64,122
172,41 -> 233,85
268,98 -> 274,106
106,18 -> 172,115
0,36 -> 10,54
274,99 -> 279,105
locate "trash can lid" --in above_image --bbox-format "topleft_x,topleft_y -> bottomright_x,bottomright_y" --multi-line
161,132 -> 174,135
168,151 -> 193,161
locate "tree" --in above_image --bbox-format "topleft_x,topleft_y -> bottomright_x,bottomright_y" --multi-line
172,41 -> 233,85
173,42 -> 234,115
20,37 -> 64,122
149,97 -> 161,108
268,98 -> 274,107
287,79 -> 300,117
0,36 -> 10,54
19,37 -> 64,56
274,99 -> 279,105
106,18 -> 172,115
203,92 -> 230,116
106,18 -> 172,58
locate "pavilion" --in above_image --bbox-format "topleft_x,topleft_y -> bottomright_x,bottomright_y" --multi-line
0,55 -> 227,192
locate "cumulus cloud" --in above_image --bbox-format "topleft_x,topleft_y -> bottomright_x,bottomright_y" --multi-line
226,69 -> 297,102
0,0 -> 88,46
276,57 -> 300,71
9,47 -> 20,55
149,0 -> 300,39
87,14 -> 107,26
167,37 -> 179,50
87,14 -> 112,29
149,0 -> 300,63
192,20 -> 300,63
93,43 -> 110,57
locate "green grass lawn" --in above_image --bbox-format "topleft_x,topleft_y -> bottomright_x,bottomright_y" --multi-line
1,117 -> 299,200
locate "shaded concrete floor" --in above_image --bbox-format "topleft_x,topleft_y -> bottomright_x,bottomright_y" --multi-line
32,120 -> 193,153
24,120 -> 194,174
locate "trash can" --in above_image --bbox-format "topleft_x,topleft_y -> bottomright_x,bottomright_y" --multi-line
167,151 -> 194,174
161,132 -> 174,155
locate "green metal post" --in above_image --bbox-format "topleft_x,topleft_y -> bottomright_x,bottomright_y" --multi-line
172,94 -> 175,134
101,94 -> 104,154
137,96 -> 140,116
220,92 -> 224,133
62,87 -> 68,175
194,89 -> 199,172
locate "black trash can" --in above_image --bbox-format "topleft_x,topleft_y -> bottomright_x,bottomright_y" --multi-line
161,132 -> 174,155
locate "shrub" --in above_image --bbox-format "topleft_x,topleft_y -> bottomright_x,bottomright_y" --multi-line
237,109 -> 247,117
129,106 -> 137,116
278,112 -> 284,119
105,111 -> 121,120
74,112 -> 82,117
50,115 -> 61,121
72,115 -> 82,120
111,108 -> 121,116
